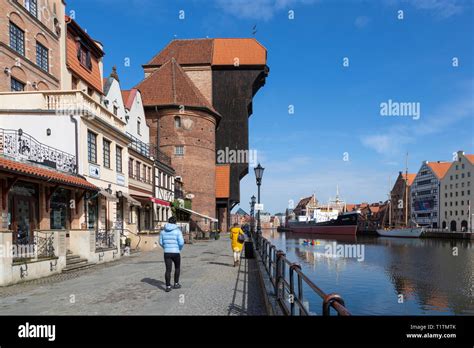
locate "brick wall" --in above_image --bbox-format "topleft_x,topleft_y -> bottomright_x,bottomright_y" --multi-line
146,107 -> 216,231
0,0 -> 62,91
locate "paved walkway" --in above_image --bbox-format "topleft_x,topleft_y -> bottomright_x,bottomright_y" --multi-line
0,234 -> 266,315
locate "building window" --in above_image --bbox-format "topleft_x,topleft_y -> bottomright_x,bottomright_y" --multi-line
77,44 -> 92,70
50,188 -> 70,230
129,159 -> 134,178
143,165 -> 147,183
87,131 -> 97,163
103,139 -> 111,168
135,161 -> 141,180
113,105 -> 118,116
9,22 -> 25,56
175,146 -> 184,156
137,120 -> 141,135
175,116 -> 181,128
36,42 -> 49,72
11,77 -> 25,92
25,0 -> 38,17
116,146 -> 123,173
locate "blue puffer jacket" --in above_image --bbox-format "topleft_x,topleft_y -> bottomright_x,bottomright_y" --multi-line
159,223 -> 185,253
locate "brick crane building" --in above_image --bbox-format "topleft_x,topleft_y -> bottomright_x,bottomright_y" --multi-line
137,38 -> 269,232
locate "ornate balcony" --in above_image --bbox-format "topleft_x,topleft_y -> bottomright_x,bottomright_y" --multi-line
0,128 -> 77,174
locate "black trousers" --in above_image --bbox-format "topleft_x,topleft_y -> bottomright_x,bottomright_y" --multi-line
164,253 -> 181,286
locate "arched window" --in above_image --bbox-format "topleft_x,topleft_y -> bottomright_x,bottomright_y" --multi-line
174,116 -> 181,128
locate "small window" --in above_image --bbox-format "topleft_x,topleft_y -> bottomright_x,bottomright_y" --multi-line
113,105 -> 118,116
135,161 -> 141,180
137,120 -> 141,135
103,139 -> 111,168
9,22 -> 25,56
36,42 -> 49,72
175,116 -> 181,128
116,146 -> 123,173
129,159 -> 134,178
11,77 -> 25,92
87,131 -> 97,163
77,43 -> 92,70
25,0 -> 38,17
175,146 -> 184,156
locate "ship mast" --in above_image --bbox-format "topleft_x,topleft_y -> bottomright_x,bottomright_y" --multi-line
405,152 -> 409,227
388,176 -> 392,226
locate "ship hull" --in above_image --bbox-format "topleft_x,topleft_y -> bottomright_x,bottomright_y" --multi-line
287,224 -> 357,236
376,227 -> 423,238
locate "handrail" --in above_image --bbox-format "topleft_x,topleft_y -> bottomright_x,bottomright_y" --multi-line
120,228 -> 142,251
252,231 -> 351,316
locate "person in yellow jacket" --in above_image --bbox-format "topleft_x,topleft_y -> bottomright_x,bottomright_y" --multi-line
230,223 -> 245,267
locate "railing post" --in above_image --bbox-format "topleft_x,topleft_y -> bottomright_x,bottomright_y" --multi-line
275,250 -> 285,298
322,293 -> 346,316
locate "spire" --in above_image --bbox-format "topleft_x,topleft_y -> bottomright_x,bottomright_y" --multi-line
110,65 -> 120,82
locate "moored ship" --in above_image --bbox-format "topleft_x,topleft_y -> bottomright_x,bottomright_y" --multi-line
287,212 -> 359,235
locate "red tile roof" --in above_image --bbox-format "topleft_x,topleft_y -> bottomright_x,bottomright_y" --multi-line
0,157 -> 98,190
215,165 -> 230,198
402,173 -> 417,186
465,154 -> 474,164
121,89 -> 137,110
135,59 -> 220,117
144,38 -> 267,67
427,161 -> 452,179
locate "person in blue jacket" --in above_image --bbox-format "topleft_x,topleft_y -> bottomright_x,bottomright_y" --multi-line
159,216 -> 185,292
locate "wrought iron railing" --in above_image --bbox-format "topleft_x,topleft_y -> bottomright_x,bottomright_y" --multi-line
252,232 -> 351,316
96,229 -> 117,251
150,144 -> 172,167
0,128 -> 77,174
126,132 -> 151,158
12,230 -> 55,260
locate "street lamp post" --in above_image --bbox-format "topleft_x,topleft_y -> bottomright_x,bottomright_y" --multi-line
250,195 -> 256,236
254,163 -> 265,250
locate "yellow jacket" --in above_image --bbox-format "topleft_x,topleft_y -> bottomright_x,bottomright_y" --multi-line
230,227 -> 245,251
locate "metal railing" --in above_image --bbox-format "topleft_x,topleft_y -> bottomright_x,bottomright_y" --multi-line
253,232 -> 351,316
96,229 -> 117,251
12,230 -> 55,260
0,128 -> 77,174
120,228 -> 142,251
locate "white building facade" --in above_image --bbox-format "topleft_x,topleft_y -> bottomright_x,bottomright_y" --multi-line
440,151 -> 474,232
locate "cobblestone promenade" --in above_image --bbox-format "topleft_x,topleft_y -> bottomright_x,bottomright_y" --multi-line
0,234 -> 266,315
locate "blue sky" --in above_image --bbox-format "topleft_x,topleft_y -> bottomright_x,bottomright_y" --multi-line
68,0 -> 474,214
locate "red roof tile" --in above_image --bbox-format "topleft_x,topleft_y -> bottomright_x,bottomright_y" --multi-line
121,89 -> 137,110
427,161 -> 452,179
135,59 -> 220,117
465,154 -> 474,164
402,173 -> 417,186
144,38 -> 267,67
0,157 -> 98,190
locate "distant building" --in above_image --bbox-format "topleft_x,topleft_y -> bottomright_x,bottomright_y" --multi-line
440,151 -> 474,232
294,194 -> 318,221
411,161 -> 451,228
390,172 -> 416,227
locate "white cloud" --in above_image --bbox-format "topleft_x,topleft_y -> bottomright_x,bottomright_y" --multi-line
214,0 -> 319,21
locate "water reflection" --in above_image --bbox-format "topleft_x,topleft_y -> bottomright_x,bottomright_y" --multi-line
262,228 -> 474,315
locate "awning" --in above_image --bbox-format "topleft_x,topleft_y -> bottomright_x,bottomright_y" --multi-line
150,197 -> 171,207
99,189 -> 119,202
0,156 -> 98,191
177,206 -> 218,222
120,192 -> 142,207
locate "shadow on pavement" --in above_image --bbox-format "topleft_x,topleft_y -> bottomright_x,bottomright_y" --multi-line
141,278 -> 167,291
208,261 -> 234,268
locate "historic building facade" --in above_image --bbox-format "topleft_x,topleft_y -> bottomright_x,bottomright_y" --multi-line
390,172 -> 416,227
411,161 -> 451,228
440,151 -> 474,232
0,0 -> 65,92
138,38 -> 269,232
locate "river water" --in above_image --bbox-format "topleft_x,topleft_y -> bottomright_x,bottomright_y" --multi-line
262,229 -> 474,315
